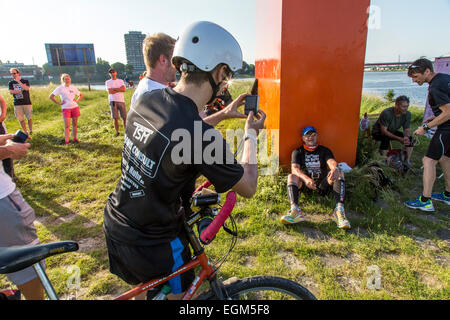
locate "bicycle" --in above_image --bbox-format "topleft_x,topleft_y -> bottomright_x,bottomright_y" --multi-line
0,181 -> 317,300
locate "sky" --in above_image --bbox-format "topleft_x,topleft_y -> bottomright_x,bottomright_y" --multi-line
0,0 -> 449,67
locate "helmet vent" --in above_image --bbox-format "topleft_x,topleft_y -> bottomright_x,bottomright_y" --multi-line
192,36 -> 199,44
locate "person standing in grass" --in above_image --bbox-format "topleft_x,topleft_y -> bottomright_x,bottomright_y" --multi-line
49,74 -> 83,144
0,94 -> 15,179
8,68 -> 33,137
104,21 -> 266,299
281,126 -> 351,229
130,33 -> 178,107
0,133 -> 45,300
405,58 -> 450,211
105,68 -> 127,137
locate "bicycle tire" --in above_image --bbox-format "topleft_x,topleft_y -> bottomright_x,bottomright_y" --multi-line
196,275 -> 317,300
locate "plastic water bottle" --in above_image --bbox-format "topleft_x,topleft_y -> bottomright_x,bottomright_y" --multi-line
153,285 -> 171,300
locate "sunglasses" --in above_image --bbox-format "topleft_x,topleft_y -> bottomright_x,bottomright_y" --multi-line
11,72 -> 18,75
408,65 -> 421,69
304,132 -> 317,137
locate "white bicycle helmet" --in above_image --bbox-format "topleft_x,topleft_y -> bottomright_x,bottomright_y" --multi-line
172,21 -> 243,73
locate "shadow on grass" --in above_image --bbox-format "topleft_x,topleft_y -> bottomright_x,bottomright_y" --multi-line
26,133 -> 123,156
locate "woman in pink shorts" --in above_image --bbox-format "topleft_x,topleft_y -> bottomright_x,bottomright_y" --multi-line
49,74 -> 83,144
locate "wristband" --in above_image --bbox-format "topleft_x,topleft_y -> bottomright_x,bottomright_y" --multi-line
244,133 -> 257,144
422,123 -> 430,131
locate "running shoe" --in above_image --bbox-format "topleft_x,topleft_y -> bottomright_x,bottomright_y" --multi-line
431,192 -> 450,205
281,208 -> 305,225
331,205 -> 351,229
404,197 -> 435,212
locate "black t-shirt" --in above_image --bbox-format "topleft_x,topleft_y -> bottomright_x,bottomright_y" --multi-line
8,79 -> 32,105
104,88 -> 244,246
291,145 -> 334,178
428,73 -> 450,131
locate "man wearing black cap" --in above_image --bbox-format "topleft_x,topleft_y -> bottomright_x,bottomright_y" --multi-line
281,126 -> 351,229
105,68 -> 127,136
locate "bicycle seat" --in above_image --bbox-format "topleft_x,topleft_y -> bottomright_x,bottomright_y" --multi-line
0,241 -> 79,274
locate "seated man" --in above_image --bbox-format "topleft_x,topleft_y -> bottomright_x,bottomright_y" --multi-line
371,95 -> 414,162
281,126 -> 351,229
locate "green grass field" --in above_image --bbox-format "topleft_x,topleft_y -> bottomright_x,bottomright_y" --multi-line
0,82 -> 448,300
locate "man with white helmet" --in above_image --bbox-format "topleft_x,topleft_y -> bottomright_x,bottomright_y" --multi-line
103,21 -> 266,299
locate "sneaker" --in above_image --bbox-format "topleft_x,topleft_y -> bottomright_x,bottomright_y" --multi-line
73,138 -> 79,143
281,208 -> 305,225
115,132 -> 120,137
331,205 -> 351,229
431,192 -> 450,205
404,197 -> 435,212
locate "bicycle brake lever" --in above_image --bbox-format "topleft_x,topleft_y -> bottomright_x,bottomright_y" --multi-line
222,225 -> 237,236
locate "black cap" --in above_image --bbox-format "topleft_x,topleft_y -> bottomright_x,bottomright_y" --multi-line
108,68 -> 116,74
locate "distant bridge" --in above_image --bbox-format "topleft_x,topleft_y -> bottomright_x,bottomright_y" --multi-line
364,62 -> 412,68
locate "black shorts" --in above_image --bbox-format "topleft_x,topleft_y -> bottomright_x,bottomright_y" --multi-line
300,175 -> 332,196
372,130 -> 406,150
105,232 -> 195,294
426,129 -> 450,160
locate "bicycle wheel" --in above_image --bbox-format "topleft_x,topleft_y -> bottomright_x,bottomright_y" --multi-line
197,275 -> 317,300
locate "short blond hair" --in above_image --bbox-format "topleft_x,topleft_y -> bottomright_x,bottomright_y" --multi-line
142,33 -> 176,69
60,73 -> 70,84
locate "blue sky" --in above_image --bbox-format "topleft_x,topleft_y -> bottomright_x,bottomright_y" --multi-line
0,0 -> 449,66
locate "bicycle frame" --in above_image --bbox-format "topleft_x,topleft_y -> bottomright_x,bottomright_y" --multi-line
114,220 -> 220,300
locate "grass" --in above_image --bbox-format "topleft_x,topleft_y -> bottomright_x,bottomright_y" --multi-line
0,83 -> 448,300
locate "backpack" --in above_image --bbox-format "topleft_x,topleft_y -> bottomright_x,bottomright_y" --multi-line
386,149 -> 410,175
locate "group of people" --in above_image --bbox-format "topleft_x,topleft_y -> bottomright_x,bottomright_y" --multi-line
366,58 -> 450,211
1,20 -> 449,300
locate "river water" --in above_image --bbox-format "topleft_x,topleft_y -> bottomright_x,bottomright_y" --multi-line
76,71 -> 430,108
362,71 -> 428,107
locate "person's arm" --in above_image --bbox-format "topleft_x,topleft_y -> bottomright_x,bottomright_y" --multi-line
0,95 -> 6,123
415,104 -> 450,136
380,124 -> 404,143
203,93 -> 248,127
9,82 -> 21,95
75,92 -> 83,103
49,93 -> 63,106
231,110 -> 266,198
291,163 -> 316,190
326,158 -> 341,181
16,79 -> 30,91
0,134 -> 30,160
108,86 -> 126,94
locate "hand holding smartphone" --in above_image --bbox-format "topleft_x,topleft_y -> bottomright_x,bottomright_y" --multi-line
12,130 -> 29,143
244,95 -> 259,115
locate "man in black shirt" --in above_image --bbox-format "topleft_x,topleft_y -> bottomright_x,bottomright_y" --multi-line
103,21 -> 266,299
8,68 -> 33,136
281,126 -> 351,229
405,58 -> 450,211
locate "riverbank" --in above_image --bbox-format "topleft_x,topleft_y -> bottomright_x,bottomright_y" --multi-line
0,86 -> 447,300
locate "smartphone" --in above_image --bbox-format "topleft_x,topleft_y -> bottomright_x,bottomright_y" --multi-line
244,95 -> 259,115
12,130 -> 28,143
250,78 -> 258,95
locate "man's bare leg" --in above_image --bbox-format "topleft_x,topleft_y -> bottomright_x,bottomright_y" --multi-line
439,155 -> 450,192
422,156 -> 438,198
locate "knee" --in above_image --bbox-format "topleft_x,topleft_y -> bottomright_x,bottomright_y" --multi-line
287,174 -> 300,185
422,156 -> 438,167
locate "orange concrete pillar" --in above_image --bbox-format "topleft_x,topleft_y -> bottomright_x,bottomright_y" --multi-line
256,0 -> 370,169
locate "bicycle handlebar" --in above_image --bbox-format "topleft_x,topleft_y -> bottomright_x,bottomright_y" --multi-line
194,180 -> 212,193
199,191 -> 236,245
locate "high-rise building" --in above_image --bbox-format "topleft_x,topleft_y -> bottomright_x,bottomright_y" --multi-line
124,31 -> 146,75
